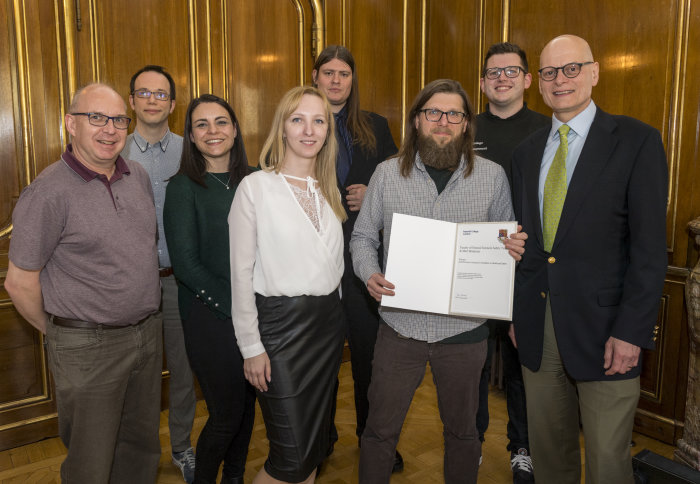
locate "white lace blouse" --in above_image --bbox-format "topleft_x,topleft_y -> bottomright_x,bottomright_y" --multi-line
228,170 -> 344,358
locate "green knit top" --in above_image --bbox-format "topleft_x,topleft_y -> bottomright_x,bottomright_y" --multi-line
163,171 -> 242,320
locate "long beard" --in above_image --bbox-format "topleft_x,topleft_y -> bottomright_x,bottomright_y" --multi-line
417,133 -> 464,170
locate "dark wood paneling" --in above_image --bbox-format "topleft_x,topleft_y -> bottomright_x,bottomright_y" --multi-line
635,278 -> 688,443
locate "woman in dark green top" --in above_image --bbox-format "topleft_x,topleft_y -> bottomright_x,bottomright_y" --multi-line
163,94 -> 254,484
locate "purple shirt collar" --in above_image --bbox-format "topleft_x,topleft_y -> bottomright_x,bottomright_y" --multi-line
61,143 -> 131,184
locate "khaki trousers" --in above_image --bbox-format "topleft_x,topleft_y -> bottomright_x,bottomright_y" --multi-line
521,301 -> 639,484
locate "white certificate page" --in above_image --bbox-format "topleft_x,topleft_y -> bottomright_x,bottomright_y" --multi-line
449,221 -> 517,320
382,213 -> 516,320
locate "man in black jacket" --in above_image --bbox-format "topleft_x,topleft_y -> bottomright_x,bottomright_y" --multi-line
473,42 -> 549,484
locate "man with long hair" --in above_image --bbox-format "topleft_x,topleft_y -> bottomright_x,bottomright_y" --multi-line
350,79 -> 526,483
312,45 -> 401,470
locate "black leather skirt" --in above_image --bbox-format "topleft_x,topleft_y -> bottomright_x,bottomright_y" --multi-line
255,289 -> 345,482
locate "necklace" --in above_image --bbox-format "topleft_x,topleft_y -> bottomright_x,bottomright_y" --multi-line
208,172 -> 231,190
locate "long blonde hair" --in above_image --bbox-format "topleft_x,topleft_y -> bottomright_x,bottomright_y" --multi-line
259,86 -> 346,222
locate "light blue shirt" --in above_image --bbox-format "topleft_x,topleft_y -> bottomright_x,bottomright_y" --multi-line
121,129 -> 183,267
538,100 -> 597,221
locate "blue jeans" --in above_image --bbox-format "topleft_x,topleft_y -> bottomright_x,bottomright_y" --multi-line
476,320 -> 529,452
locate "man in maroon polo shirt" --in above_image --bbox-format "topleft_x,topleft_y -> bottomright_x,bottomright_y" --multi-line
4,83 -> 162,483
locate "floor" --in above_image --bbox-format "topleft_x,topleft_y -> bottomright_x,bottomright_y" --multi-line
0,361 -> 675,483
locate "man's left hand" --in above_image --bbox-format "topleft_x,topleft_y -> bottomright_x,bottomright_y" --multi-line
346,184 -> 368,212
603,336 -> 641,376
504,225 -> 527,261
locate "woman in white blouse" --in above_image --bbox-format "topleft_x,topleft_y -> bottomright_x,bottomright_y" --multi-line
229,86 -> 346,484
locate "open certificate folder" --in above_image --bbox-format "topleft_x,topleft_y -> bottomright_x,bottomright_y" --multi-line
382,213 -> 517,320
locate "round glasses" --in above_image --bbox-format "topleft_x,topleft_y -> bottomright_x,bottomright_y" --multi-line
132,89 -> 171,101
70,112 -> 131,130
538,62 -> 594,81
483,66 -> 524,80
419,109 -> 466,124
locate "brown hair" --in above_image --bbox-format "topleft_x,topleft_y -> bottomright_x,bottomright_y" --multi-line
313,45 -> 377,154
398,79 -> 476,178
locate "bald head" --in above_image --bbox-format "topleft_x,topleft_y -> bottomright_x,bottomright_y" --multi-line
538,35 -> 599,122
541,35 -> 594,63
70,83 -> 126,113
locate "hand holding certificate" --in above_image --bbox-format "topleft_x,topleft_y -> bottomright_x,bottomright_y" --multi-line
382,213 -> 518,320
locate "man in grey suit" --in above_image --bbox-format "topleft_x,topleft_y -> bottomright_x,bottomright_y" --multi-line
510,35 -> 668,483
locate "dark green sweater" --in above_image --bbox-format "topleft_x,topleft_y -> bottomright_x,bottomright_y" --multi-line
163,172 -> 240,320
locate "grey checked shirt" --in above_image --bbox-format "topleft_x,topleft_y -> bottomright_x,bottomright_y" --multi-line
350,154 -> 515,342
121,129 -> 183,268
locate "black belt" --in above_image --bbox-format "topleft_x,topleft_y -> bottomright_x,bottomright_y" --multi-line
159,267 -> 174,277
51,315 -> 151,330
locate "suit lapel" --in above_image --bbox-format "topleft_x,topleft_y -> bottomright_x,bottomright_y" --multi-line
523,132 -> 548,249
553,109 -> 618,250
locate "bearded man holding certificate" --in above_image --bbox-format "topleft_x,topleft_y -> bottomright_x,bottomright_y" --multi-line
350,78 -> 527,484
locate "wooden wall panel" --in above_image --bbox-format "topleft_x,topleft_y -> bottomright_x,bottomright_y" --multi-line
0,0 -> 65,451
325,0 -> 408,142
0,0 -> 21,239
671,0 -> 700,272
423,1 -> 484,112
224,0 -> 313,163
73,0 -> 192,136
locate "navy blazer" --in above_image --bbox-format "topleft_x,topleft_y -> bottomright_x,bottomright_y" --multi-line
511,107 -> 668,381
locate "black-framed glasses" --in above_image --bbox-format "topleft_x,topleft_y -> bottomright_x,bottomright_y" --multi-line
484,66 -> 524,80
132,89 -> 171,101
70,112 -> 131,130
419,109 -> 466,124
538,62 -> 594,81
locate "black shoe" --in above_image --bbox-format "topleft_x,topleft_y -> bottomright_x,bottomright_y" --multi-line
220,476 -> 244,484
392,450 -> 404,473
511,448 -> 534,483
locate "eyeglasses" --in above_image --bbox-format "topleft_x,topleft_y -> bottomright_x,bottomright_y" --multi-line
132,89 -> 171,101
483,66 -> 524,80
419,109 -> 466,124
538,62 -> 594,81
70,112 -> 131,130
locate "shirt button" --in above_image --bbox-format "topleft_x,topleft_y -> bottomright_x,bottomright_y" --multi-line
207,297 -> 212,301
201,289 -> 206,294
214,303 -> 219,307
548,257 -> 556,264
540,292 -> 546,299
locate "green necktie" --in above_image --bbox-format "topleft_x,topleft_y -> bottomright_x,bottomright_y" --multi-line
543,124 -> 570,252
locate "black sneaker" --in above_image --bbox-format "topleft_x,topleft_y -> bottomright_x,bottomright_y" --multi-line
510,448 -> 534,483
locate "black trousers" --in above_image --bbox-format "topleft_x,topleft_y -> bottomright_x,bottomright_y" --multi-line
181,299 -> 256,484
342,270 -> 382,439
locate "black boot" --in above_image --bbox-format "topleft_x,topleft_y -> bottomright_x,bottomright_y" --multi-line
392,450 -> 404,473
